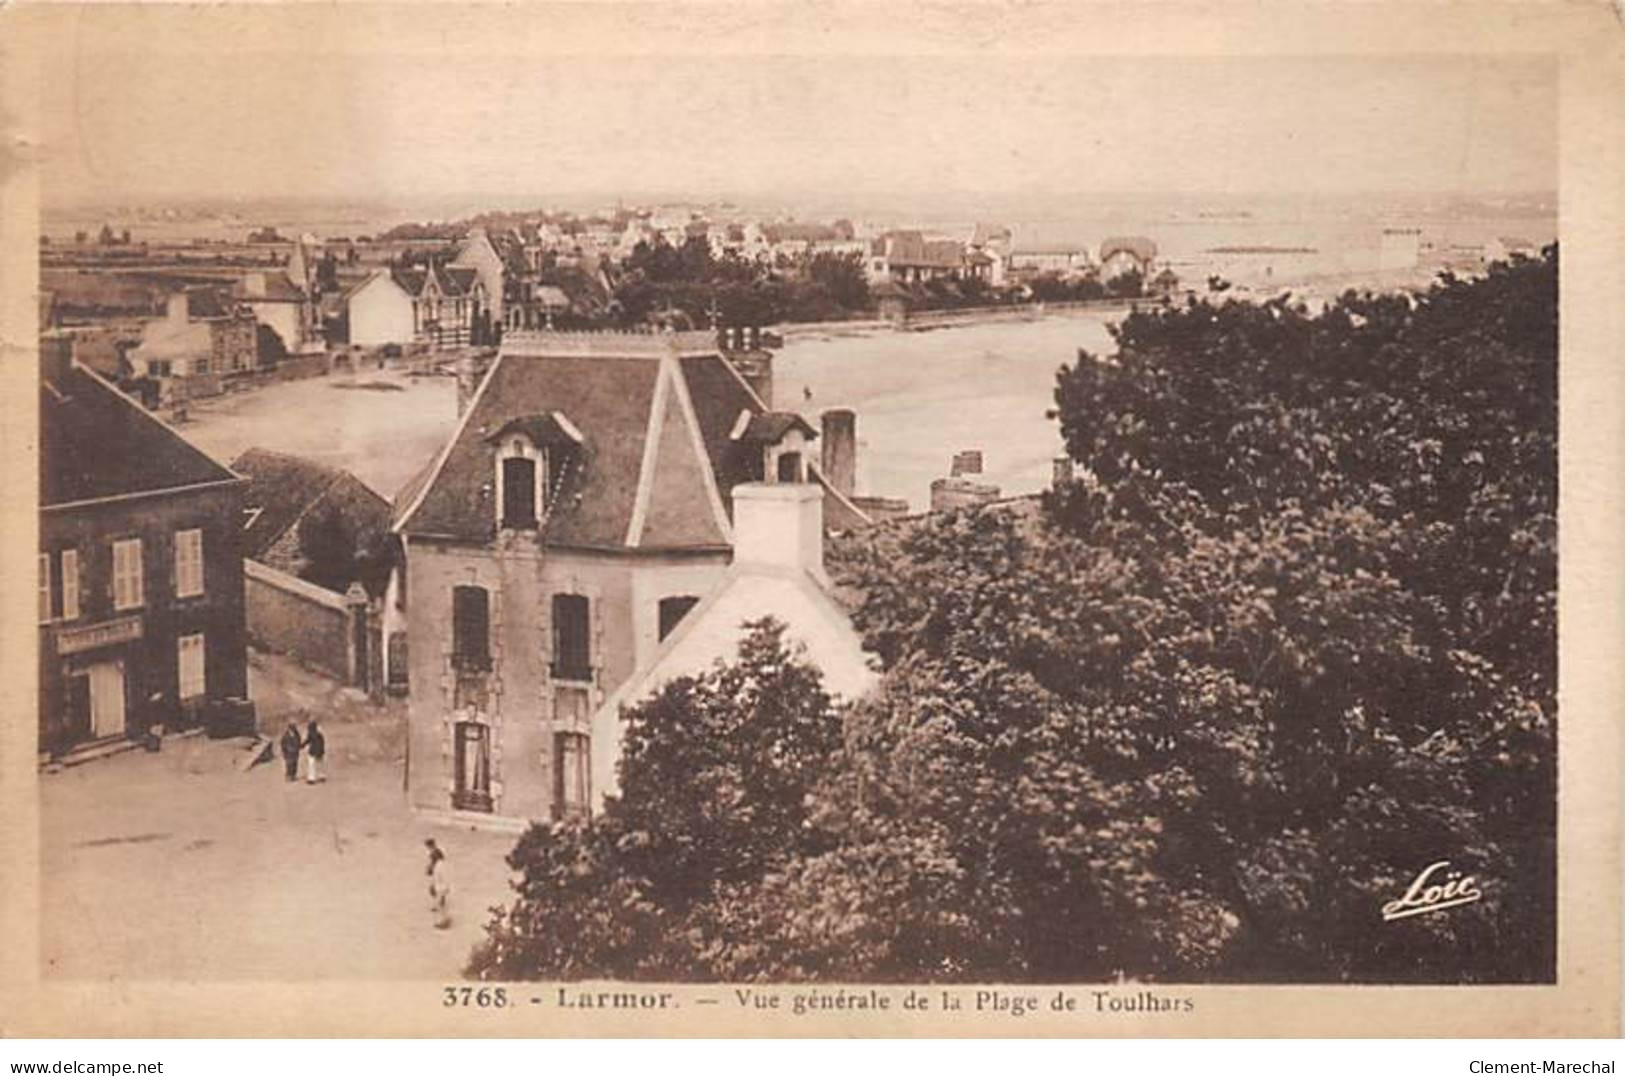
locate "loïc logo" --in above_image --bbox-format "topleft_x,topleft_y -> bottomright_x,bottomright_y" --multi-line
1381,860 -> 1484,922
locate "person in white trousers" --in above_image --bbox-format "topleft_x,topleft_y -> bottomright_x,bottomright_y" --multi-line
304,718 -> 326,784
426,839 -> 452,929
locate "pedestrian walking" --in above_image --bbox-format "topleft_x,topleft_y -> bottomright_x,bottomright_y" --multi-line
425,839 -> 451,929
279,720 -> 302,782
304,718 -> 326,784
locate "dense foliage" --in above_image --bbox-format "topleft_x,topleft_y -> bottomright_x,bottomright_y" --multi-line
474,248 -> 1556,984
468,621 -> 846,979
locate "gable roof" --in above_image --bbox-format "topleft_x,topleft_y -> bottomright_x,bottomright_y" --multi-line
231,272 -> 305,304
398,334 -> 771,550
41,360 -> 238,509
874,230 -> 965,269
390,263 -> 482,299
230,447 -> 388,559
734,410 -> 817,444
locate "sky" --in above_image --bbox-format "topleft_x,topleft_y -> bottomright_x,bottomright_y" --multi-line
26,6 -> 1558,211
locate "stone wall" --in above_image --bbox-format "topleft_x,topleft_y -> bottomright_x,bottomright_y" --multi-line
244,559 -> 358,685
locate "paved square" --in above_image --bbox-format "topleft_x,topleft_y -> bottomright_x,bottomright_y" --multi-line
41,676 -> 520,981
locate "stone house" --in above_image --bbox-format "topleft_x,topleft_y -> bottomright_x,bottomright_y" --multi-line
867,230 -> 970,285
232,263 -> 320,355
38,335 -> 249,758
127,289 -> 258,398
392,329 -> 849,827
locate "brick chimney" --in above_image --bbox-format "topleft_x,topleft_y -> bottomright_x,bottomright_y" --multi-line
950,449 -> 984,477
731,482 -> 823,575
820,409 -> 856,497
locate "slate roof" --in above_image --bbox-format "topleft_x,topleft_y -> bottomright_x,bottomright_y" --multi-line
230,448 -> 387,560
736,411 -> 817,444
41,360 -> 238,508
185,286 -> 236,319
761,221 -> 841,244
231,272 -> 305,304
873,230 -> 965,269
399,340 -> 771,550
389,264 -> 480,299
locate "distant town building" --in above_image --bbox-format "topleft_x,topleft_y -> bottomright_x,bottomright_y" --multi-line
219,240 -> 322,354
231,448 -> 392,581
1098,236 -> 1159,281
868,230 -> 971,285
38,335 -> 249,759
968,222 -> 1014,286
128,289 -> 258,398
344,261 -> 491,350
1010,243 -> 1094,277
451,228 -> 508,326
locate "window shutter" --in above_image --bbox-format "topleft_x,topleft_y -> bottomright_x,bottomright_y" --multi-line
38,553 -> 51,623
61,549 -> 79,620
452,585 -> 490,670
501,456 -> 536,529
551,594 -> 591,681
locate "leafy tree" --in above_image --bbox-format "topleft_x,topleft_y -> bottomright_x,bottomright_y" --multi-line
1105,267 -> 1144,298
829,248 -> 1556,983
295,498 -> 393,597
469,248 -> 1556,985
468,620 -> 843,980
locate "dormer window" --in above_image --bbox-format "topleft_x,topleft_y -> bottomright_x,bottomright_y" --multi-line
729,408 -> 818,485
497,436 -> 545,530
486,412 -> 584,532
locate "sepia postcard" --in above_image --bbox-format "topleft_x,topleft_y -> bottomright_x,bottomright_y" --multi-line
0,1 -> 1621,1039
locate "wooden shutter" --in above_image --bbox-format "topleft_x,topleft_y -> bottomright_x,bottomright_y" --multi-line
452,585 -> 490,669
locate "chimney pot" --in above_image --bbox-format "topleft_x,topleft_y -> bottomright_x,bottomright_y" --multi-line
950,449 -> 984,477
820,409 -> 857,498
40,331 -> 73,384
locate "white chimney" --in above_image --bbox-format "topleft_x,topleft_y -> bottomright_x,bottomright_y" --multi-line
244,272 -> 266,299
731,482 -> 823,575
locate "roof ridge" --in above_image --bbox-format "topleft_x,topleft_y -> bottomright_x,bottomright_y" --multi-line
623,359 -> 673,547
665,354 -> 735,544
71,360 -> 238,485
